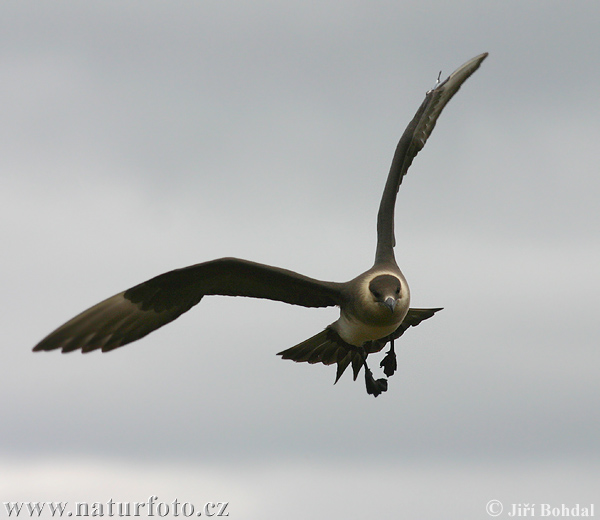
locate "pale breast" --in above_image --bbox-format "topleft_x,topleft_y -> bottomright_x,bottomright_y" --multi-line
332,306 -> 409,347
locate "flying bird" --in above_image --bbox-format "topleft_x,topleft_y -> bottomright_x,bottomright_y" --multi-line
33,53 -> 488,397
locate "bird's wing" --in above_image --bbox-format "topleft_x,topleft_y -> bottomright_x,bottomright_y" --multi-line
368,307 -> 444,353
33,257 -> 344,353
390,306 -> 443,340
375,52 -> 488,263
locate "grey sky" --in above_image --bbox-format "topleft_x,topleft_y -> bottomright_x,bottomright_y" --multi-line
2,2 -> 599,518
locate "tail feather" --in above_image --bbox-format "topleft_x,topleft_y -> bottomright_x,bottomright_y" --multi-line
334,353 -> 353,384
278,328 -> 363,384
351,355 -> 364,381
277,307 -> 443,386
278,328 -> 346,366
319,341 -> 342,365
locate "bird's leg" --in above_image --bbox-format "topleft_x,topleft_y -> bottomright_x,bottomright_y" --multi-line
361,347 -> 388,397
380,336 -> 397,377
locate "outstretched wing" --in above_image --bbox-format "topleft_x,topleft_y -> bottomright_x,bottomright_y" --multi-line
33,257 -> 344,353
371,307 -> 443,348
376,52 -> 488,263
278,307 -> 442,383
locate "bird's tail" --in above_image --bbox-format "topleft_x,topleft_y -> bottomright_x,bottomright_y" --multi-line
278,308 -> 443,386
277,328 -> 367,384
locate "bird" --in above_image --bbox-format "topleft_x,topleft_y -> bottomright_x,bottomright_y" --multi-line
33,53 -> 488,397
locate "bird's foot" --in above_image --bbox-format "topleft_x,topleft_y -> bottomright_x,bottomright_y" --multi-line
364,366 -> 388,397
380,349 -> 397,377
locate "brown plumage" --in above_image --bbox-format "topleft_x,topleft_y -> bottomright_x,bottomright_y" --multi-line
33,53 -> 487,397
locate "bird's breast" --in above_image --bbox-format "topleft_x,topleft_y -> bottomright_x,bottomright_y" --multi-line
332,304 -> 409,347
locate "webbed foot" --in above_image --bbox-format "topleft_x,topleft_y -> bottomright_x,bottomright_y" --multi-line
364,366 -> 388,397
379,338 -> 397,377
380,350 -> 397,377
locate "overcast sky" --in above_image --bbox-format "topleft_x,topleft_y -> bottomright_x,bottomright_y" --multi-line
2,2 -> 599,519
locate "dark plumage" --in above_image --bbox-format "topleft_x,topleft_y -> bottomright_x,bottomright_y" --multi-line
33,53 -> 487,396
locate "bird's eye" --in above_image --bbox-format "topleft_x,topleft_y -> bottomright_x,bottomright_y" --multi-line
395,287 -> 400,295
372,291 -> 381,299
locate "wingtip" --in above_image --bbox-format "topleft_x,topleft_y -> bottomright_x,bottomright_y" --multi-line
32,344 -> 69,353
474,52 -> 489,67
32,340 -> 56,353
467,52 -> 489,65
457,52 -> 488,74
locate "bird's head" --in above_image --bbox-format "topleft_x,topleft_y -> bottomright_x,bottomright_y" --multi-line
368,274 -> 402,314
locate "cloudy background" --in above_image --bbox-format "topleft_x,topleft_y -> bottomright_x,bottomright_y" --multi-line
2,2 -> 599,518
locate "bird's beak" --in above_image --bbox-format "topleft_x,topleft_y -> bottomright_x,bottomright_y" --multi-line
383,297 -> 397,313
